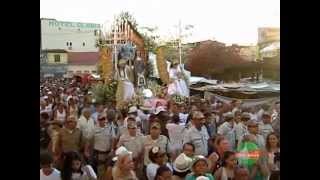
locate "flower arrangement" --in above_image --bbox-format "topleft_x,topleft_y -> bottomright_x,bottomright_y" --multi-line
91,80 -> 118,105
170,94 -> 188,105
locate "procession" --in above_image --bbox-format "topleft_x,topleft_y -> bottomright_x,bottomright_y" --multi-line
40,1 -> 280,180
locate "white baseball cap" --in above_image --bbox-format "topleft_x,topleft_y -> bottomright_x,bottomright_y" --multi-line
154,106 -> 166,115
128,106 -> 138,114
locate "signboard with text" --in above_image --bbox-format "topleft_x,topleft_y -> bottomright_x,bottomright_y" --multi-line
45,19 -> 100,29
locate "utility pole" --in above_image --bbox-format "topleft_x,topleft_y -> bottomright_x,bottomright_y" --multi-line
178,20 -> 182,66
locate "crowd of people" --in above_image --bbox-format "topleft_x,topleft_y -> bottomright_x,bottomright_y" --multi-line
40,77 -> 280,180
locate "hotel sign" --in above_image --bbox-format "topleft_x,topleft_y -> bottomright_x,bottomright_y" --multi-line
47,20 -> 100,29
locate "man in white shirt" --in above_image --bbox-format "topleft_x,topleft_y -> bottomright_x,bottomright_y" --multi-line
91,104 -> 104,124
258,112 -> 274,139
217,112 -> 236,150
40,151 -> 61,180
88,114 -> 116,178
183,111 -> 210,156
235,112 -> 250,148
77,108 -> 95,143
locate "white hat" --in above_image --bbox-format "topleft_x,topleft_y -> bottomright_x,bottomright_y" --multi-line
47,91 -> 53,95
88,91 -> 93,95
223,112 -> 234,120
191,155 -> 209,169
128,106 -> 138,114
143,89 -> 153,98
43,96 -> 48,99
67,96 -> 73,101
112,146 -> 132,161
196,176 -> 210,180
155,106 -> 166,115
173,153 -> 193,173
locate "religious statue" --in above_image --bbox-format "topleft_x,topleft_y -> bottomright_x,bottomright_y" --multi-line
115,43 -> 136,109
167,60 -> 189,97
134,56 -> 146,87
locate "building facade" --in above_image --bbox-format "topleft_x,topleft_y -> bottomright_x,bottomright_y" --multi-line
67,52 -> 99,75
40,18 -> 101,76
40,18 -> 101,52
40,49 -> 68,77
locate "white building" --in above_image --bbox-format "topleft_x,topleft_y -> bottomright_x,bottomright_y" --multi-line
40,18 -> 101,52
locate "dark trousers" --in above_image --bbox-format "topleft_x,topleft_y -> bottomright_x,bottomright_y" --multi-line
92,150 -> 110,178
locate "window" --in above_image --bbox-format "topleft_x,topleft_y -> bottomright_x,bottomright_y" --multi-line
94,30 -> 98,36
91,70 -> 97,73
54,54 -> 61,63
70,42 -> 72,46
83,42 -> 85,46
66,42 -> 69,46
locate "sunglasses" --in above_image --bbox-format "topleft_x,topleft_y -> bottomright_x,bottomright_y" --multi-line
98,117 -> 106,121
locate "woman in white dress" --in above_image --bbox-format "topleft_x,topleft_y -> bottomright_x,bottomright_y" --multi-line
167,62 -> 189,97
116,59 -> 135,109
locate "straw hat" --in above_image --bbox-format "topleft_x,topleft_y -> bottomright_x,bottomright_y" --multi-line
173,153 -> 193,173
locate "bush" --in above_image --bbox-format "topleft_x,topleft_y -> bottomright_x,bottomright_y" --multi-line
91,80 -> 118,105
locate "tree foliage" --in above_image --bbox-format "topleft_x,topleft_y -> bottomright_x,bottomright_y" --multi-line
185,41 -> 252,80
91,81 -> 118,104
117,11 -> 138,29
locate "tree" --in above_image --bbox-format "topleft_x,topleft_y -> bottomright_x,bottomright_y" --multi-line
140,26 -> 160,53
117,11 -> 138,29
185,41 -> 250,81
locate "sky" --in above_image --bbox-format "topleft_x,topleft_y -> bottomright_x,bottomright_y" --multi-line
40,0 -> 280,45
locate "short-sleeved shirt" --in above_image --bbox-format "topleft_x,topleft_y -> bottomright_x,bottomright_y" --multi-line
183,125 -> 209,156
40,168 -> 61,180
217,122 -> 236,150
147,163 -> 173,180
117,133 -> 144,159
166,123 -> 185,150
59,128 -> 82,153
143,135 -> 169,166
258,123 -> 274,139
77,116 -> 95,142
93,125 -> 115,152
235,122 -> 248,142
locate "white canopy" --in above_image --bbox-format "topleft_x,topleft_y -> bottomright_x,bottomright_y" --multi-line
260,42 -> 280,53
